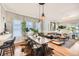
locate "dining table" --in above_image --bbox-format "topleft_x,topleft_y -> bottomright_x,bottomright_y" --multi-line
27,35 -> 53,56
27,34 -> 74,56
28,35 -> 51,45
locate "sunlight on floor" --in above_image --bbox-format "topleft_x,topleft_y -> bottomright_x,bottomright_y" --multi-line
14,46 -> 26,56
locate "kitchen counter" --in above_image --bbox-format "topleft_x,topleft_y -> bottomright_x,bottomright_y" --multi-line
0,33 -> 12,46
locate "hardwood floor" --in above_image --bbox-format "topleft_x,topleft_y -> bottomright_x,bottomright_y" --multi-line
70,41 -> 79,56
14,41 -> 72,56
14,41 -> 32,56
2,40 -> 79,56
48,42 -> 73,56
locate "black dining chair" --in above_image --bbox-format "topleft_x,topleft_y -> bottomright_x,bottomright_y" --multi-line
24,38 -> 34,55
41,44 -> 54,56
0,37 -> 16,56
26,38 -> 41,56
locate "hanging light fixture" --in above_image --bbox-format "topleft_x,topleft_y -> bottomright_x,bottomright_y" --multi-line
39,3 -> 45,20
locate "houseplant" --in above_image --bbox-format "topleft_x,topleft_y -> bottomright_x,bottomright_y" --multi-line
22,20 -> 26,36
30,28 -> 38,34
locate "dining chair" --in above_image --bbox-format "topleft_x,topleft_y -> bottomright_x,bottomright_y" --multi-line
23,38 -> 34,56
0,37 -> 16,56
41,44 -> 54,56
26,38 -> 42,56
31,43 -> 42,56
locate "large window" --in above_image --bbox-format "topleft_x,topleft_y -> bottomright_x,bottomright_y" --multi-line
13,20 -> 22,37
26,20 -> 41,32
35,22 -> 41,32
13,18 -> 41,38
26,20 -> 33,30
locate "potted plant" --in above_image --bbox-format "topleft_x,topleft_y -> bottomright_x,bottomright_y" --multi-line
58,25 -> 66,29
22,20 -> 26,36
30,28 -> 38,34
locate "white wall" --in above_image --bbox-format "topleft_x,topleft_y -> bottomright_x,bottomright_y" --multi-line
0,5 -> 6,33
43,19 -> 49,33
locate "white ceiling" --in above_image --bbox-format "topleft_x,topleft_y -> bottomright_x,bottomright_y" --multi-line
2,3 -> 79,23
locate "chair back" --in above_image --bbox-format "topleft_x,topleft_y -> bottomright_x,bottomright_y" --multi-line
3,37 -> 16,46
12,37 -> 16,44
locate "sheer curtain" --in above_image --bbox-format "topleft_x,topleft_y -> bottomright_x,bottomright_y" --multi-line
13,20 -> 22,38
26,19 -> 41,32
26,20 -> 33,30
35,22 -> 41,32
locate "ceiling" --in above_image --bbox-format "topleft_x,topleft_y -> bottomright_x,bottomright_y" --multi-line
2,3 -> 79,23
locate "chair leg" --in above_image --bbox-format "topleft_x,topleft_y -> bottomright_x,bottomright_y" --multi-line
2,49 -> 5,56
12,45 -> 15,55
9,46 -> 14,56
0,46 -> 15,56
9,47 -> 12,56
0,49 -> 3,56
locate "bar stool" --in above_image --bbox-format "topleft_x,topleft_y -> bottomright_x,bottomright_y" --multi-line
0,37 -> 16,56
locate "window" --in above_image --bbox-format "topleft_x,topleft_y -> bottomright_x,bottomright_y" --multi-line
35,22 -> 41,32
26,20 -> 33,30
13,20 -> 22,37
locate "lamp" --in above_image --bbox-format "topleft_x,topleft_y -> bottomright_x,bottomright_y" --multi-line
39,3 -> 45,20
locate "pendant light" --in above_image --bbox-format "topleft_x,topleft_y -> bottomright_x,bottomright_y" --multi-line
39,3 -> 45,20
